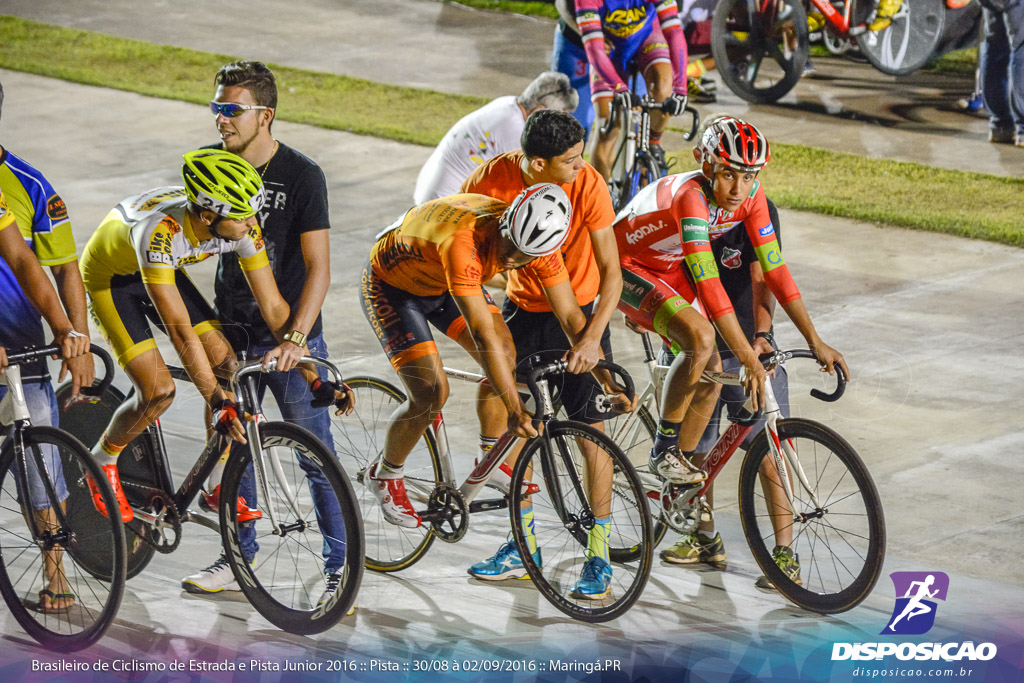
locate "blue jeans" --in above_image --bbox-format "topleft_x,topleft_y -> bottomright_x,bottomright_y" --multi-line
980,2 -> 1024,136
235,335 -> 346,572
0,381 -> 67,510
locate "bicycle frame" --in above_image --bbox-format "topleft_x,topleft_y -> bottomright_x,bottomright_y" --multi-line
118,356 -> 346,538
608,332 -> 840,532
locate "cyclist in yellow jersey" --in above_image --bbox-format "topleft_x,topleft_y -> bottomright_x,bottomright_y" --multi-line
80,150 -> 301,522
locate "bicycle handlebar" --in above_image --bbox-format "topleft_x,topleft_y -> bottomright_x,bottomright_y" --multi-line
761,349 -> 847,403
166,356 -> 346,391
524,358 -> 635,418
5,344 -> 115,397
599,93 -> 701,141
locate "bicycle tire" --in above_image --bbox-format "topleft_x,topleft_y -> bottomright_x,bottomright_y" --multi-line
510,421 -> 653,622
56,383 -> 157,580
219,421 -> 364,634
618,153 -> 662,213
329,376 -> 442,572
0,426 -> 126,651
711,0 -> 809,104
601,404 -> 668,559
738,418 -> 885,613
854,0 -> 944,76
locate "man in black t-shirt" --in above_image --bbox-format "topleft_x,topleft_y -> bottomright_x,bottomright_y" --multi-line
180,61 -> 350,609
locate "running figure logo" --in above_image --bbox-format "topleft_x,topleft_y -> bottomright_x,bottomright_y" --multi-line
883,571 -> 949,635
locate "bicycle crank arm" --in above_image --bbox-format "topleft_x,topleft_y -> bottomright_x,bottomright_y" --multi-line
468,498 -> 509,514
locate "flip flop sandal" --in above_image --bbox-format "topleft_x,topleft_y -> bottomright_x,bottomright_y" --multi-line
38,588 -> 76,614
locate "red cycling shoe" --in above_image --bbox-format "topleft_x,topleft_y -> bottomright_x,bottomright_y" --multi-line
86,464 -> 134,523
199,485 -> 263,522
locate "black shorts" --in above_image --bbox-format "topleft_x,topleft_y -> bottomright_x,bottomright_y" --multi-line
360,263 -> 498,370
502,298 -> 613,424
88,270 -> 220,367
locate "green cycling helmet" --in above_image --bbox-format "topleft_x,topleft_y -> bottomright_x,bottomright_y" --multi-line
181,149 -> 266,220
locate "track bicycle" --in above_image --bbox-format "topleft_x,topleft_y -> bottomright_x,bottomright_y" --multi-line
710,0 -> 946,103
56,355 -> 363,634
0,344 -> 125,651
605,331 -> 886,613
330,359 -> 653,622
602,74 -> 701,212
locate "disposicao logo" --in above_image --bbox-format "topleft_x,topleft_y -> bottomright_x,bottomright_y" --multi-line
831,571 -> 998,663
884,571 -> 948,635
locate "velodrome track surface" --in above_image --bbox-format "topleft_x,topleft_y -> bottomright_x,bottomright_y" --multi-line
0,1 -> 1021,677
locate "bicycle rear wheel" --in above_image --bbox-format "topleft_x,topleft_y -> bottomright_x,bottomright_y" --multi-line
329,376 -> 442,572
711,0 -> 809,104
220,421 -> 363,634
0,426 -> 126,651
510,421 -> 652,622
854,0 -> 944,76
56,383 -> 157,579
739,418 -> 885,613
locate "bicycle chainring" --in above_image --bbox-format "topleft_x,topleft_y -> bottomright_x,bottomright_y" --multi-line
427,484 -> 468,543
660,480 -> 703,534
135,493 -> 182,554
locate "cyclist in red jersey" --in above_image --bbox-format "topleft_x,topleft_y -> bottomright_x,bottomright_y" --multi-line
615,117 -> 849,487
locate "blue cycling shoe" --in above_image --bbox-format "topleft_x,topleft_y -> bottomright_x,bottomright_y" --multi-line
468,537 -> 542,581
571,555 -> 613,600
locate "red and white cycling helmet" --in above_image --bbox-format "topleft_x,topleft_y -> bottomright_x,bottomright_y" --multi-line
501,183 -> 572,257
699,117 -> 771,173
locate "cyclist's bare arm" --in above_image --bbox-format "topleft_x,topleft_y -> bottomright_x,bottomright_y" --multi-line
0,220 -> 89,363
581,224 -> 623,349
50,260 -> 95,394
146,280 -> 244,441
454,291 -> 537,438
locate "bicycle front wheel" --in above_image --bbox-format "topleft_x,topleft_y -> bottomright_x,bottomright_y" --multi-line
220,422 -> 363,635
330,376 -> 442,572
620,153 -> 663,212
510,421 -> 653,622
854,0 -> 944,76
0,426 -> 126,651
739,418 -> 885,613
711,0 -> 809,104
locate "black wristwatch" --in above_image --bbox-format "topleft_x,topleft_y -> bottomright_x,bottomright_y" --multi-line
753,330 -> 775,346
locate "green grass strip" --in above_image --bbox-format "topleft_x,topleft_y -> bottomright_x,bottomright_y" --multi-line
665,144 -> 1023,247
431,0 -> 559,18
0,15 -> 486,147
1,15 -> 1020,247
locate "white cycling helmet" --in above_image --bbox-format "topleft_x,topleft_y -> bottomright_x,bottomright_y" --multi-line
501,183 -> 572,257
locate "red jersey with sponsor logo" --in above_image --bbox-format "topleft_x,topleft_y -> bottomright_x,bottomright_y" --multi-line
614,171 -> 800,320
370,193 -> 567,298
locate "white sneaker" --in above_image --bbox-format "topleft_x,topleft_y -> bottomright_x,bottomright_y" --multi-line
650,447 -> 707,485
366,462 -> 422,528
181,555 -> 240,594
316,568 -> 355,615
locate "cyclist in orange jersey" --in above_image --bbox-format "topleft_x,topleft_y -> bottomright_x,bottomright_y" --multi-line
361,186 -> 601,533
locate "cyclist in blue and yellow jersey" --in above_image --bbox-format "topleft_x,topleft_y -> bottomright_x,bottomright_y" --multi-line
575,0 -> 690,178
0,186 -> 91,612
80,149 -> 302,524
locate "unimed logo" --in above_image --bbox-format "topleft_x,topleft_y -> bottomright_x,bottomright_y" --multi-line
831,571 -> 998,663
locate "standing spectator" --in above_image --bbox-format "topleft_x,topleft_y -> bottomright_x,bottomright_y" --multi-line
181,61 -> 351,610
978,0 -> 1024,145
413,72 -> 577,204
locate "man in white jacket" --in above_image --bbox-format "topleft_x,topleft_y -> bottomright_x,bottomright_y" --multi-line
413,72 -> 578,204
